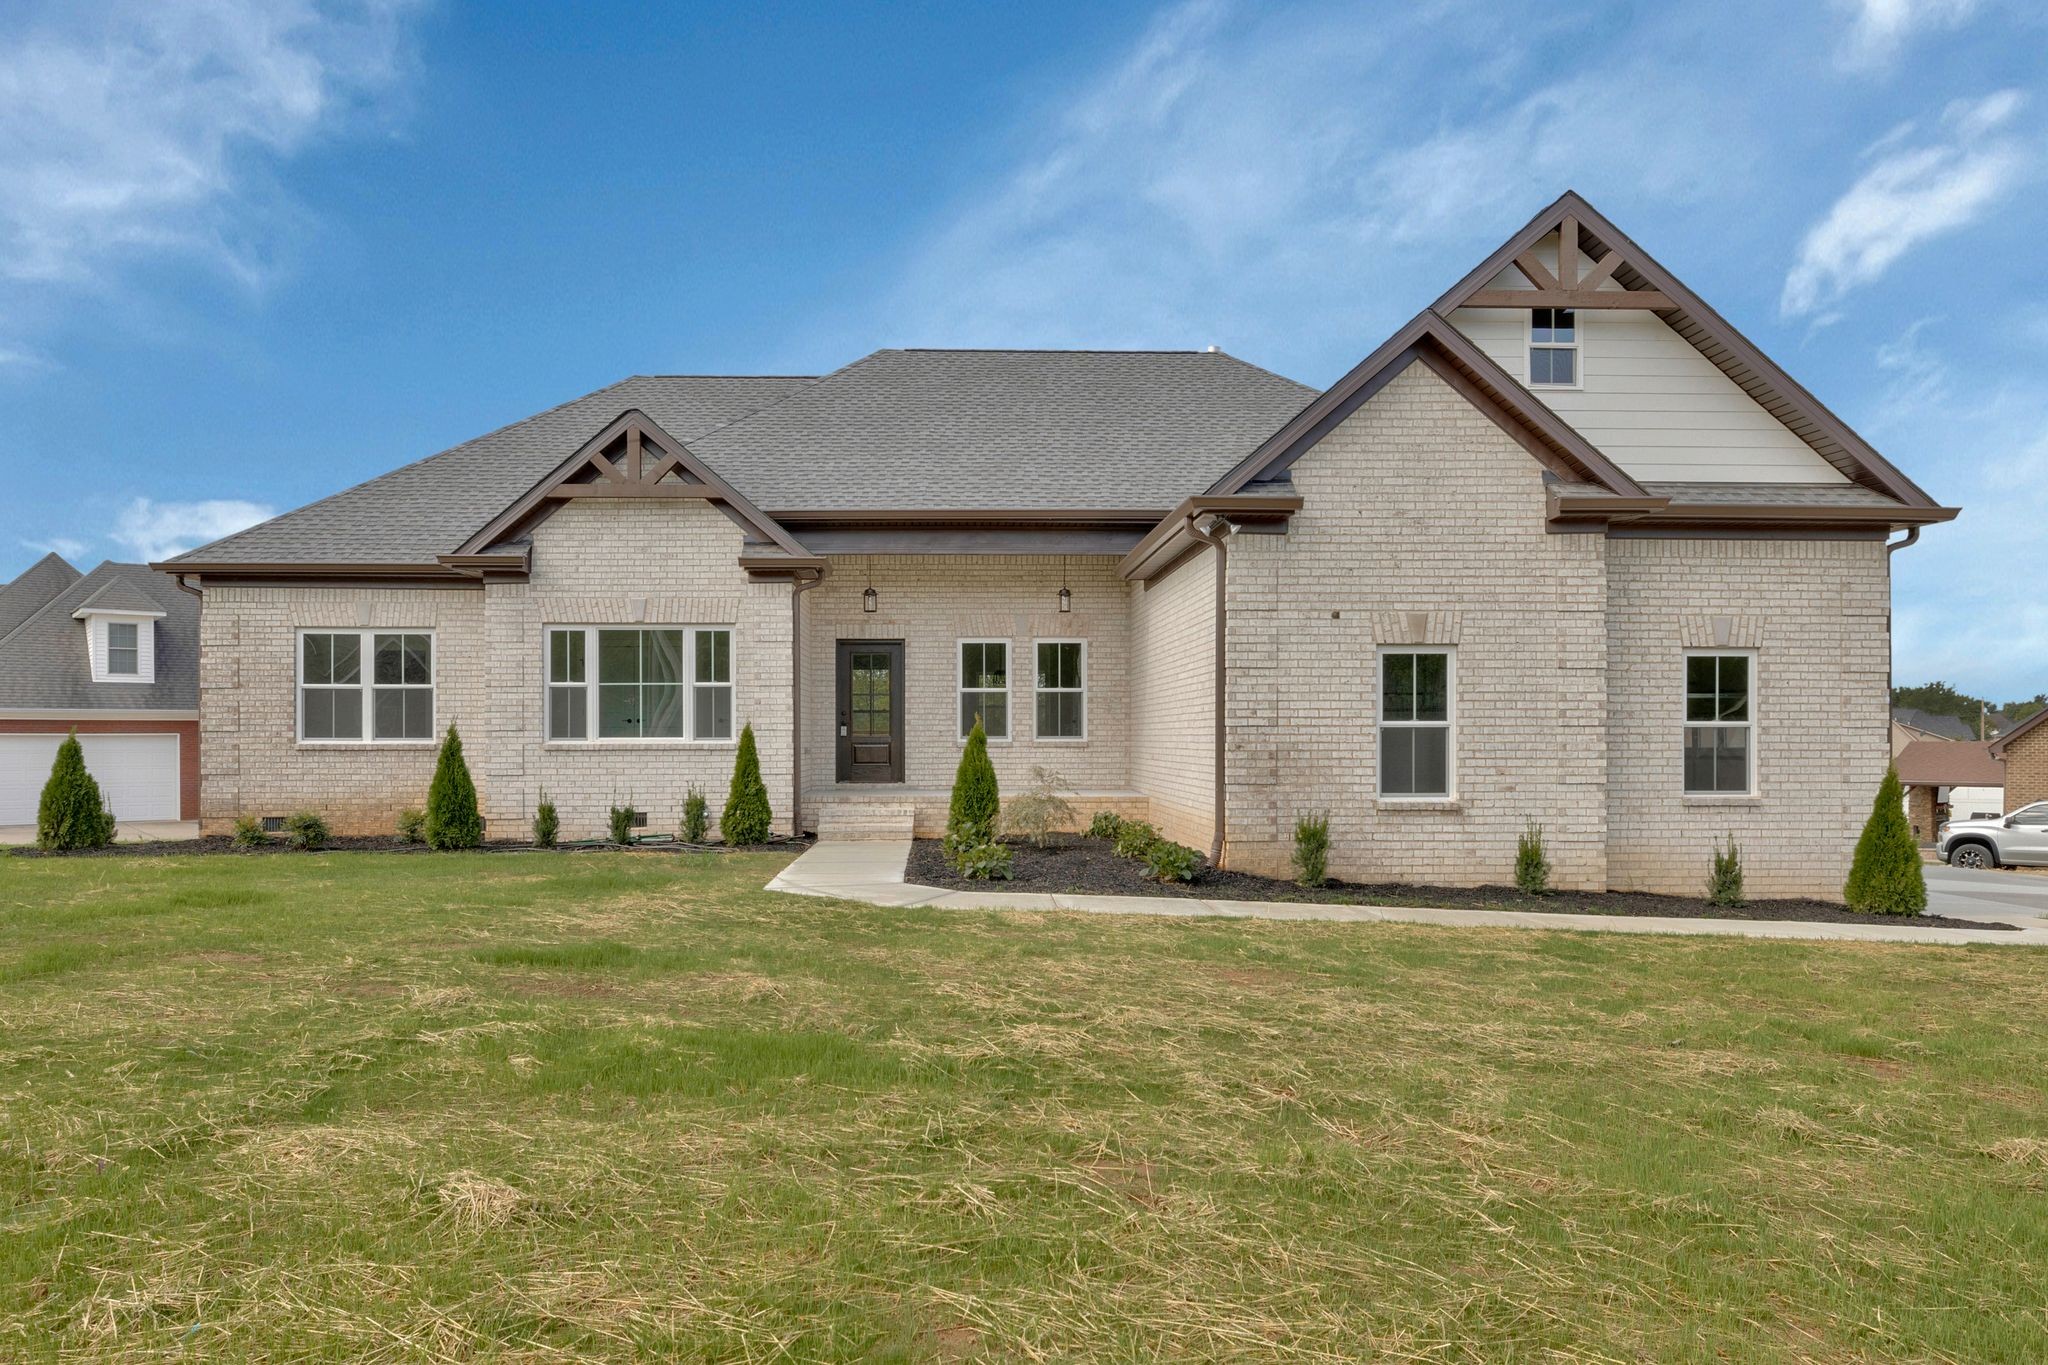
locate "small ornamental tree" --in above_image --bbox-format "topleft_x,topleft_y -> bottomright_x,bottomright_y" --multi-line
1707,834 -> 1745,907
424,725 -> 483,850
1844,764 -> 1926,915
1514,821 -> 1551,895
720,723 -> 773,845
533,790 -> 559,848
37,730 -> 116,851
947,716 -> 1000,845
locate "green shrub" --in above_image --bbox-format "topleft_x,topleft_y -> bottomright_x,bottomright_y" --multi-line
1087,810 -> 1124,841
1002,766 -> 1073,847
1292,812 -> 1330,888
1515,821 -> 1551,895
396,808 -> 427,844
281,810 -> 329,851
231,815 -> 269,848
951,839 -> 1014,881
1112,819 -> 1159,860
721,723 -> 773,845
424,726 -> 483,850
1143,839 -> 1201,883
1708,833 -> 1745,907
533,791 -> 558,849
608,803 -> 639,845
35,730 -> 116,851
1845,765 -> 1926,915
947,717 -> 1000,845
680,785 -> 709,843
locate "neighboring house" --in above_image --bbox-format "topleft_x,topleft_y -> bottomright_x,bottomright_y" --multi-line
1991,707 -> 2048,810
1890,705 -> 1976,754
1893,739 -> 2004,840
0,555 -> 200,825
160,193 -> 1957,896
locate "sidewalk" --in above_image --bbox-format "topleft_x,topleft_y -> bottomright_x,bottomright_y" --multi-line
767,841 -> 2048,947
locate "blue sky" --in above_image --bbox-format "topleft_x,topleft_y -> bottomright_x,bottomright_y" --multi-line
1,0 -> 2044,697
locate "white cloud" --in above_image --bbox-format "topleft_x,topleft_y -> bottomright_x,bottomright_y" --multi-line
110,497 -> 273,563
1875,317 -> 1950,417
1781,91 -> 2032,319
0,0 -> 422,289
1833,0 -> 1979,71
20,536 -> 87,561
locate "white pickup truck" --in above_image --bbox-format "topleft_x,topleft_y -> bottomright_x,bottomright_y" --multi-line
1939,802 -> 2048,869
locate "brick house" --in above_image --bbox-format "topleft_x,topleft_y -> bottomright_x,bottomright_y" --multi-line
0,555 -> 201,825
1991,708 -> 2048,810
158,193 -> 1956,896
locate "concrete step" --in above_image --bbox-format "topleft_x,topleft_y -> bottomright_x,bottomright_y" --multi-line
813,801 -> 917,842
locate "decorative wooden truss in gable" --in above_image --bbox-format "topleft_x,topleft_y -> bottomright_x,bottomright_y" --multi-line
1460,214 -> 1673,311
452,410 -> 820,574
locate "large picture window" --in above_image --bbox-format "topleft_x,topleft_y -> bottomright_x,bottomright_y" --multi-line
1034,640 -> 1086,740
958,639 -> 1010,741
1379,648 -> 1452,797
1684,653 -> 1753,794
545,626 -> 733,742
299,630 -> 434,742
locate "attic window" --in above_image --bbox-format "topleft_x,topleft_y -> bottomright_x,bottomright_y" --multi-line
1529,307 -> 1577,386
107,621 -> 139,675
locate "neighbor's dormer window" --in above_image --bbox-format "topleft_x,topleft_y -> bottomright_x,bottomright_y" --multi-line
1529,307 -> 1577,386
107,621 -> 139,675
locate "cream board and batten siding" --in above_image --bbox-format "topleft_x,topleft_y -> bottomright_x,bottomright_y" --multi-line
1128,544 -> 1217,851
1447,233 -> 1849,484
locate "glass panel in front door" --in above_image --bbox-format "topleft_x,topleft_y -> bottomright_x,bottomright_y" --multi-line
852,653 -> 891,737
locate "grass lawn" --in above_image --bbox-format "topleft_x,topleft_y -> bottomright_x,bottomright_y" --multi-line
3,852 -> 2046,1361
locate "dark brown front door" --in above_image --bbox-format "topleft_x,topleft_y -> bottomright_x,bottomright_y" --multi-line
836,640 -> 904,783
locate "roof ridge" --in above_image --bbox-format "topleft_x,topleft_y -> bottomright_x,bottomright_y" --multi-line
0,559 -> 122,651
895,346 -> 1208,354
631,373 -> 818,380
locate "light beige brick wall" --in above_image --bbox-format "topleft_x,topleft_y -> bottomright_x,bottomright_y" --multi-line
197,499 -> 795,839
1128,545 -> 1217,849
1222,363 -> 1612,888
1605,536 -> 1892,898
799,555 -> 1132,808
2004,727 -> 2048,807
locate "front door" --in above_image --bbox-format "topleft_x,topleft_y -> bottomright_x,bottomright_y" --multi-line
836,640 -> 904,783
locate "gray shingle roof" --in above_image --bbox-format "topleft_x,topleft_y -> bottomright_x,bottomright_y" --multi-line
1641,482 -> 1904,507
0,562 -> 196,710
166,376 -> 814,567
71,576 -> 171,616
0,552 -> 83,639
1892,707 -> 1976,741
691,349 -> 1318,512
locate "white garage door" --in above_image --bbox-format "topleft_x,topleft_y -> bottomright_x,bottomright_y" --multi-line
0,733 -> 181,824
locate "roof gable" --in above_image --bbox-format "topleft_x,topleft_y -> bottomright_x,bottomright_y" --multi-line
0,553 -> 83,641
0,562 -> 196,711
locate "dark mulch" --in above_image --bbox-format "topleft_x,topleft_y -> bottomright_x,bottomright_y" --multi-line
8,835 -> 811,860
907,835 -> 2013,931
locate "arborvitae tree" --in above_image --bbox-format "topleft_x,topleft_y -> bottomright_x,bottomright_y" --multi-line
424,725 -> 483,850
532,789 -> 558,848
947,716 -> 1000,844
1707,834 -> 1745,907
720,723 -> 772,845
1844,765 -> 1926,915
36,730 -> 116,851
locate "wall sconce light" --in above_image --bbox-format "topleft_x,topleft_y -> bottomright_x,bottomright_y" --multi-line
1057,557 -> 1071,613
863,559 -> 878,612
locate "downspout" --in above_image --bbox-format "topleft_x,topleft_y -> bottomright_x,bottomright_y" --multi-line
1885,526 -> 1920,554
790,571 -> 825,836
1184,513 -> 1230,864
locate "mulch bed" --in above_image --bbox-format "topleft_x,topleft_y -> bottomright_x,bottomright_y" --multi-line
7,835 -> 812,860
907,835 -> 2014,930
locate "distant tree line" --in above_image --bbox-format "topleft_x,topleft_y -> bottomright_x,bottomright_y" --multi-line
1892,681 -> 2047,733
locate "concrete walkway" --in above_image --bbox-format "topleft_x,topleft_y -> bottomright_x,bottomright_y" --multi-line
766,840 -> 2048,946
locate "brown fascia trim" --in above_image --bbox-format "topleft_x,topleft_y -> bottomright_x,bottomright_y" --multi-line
739,555 -> 829,580
1548,490 -> 1961,532
151,559 -> 471,581
1118,494 -> 1302,582
1433,191 -> 1943,509
437,550 -> 531,578
1989,705 -> 2048,758
1205,312 -> 1646,501
1182,514 -> 1230,865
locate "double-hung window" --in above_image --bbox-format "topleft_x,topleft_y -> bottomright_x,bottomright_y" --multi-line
1034,640 -> 1086,740
1529,307 -> 1577,386
299,630 -> 434,742
106,621 -> 139,676
1683,653 -> 1753,794
1379,648 -> 1453,797
958,640 -> 1009,741
545,626 -> 733,741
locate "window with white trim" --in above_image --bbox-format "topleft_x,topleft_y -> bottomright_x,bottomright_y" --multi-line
1034,640 -> 1086,740
545,626 -> 733,741
106,621 -> 139,676
1379,648 -> 1453,797
1528,307 -> 1577,386
958,639 -> 1009,740
1683,653 -> 1753,794
299,630 -> 434,742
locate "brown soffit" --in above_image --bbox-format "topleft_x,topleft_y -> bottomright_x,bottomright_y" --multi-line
1547,489 -> 1960,531
1990,705 -> 2048,758
149,560 -> 471,581
1205,311 -> 1647,500
1118,494 -> 1301,583
454,409 -> 813,559
1433,191 -> 1943,509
